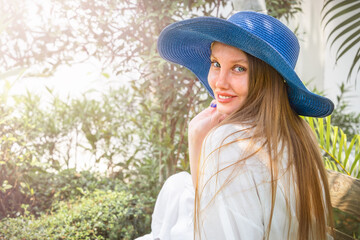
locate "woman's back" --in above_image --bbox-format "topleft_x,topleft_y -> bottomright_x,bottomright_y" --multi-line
197,123 -> 299,239
138,10 -> 334,240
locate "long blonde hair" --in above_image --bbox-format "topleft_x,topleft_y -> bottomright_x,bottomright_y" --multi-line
194,53 -> 333,240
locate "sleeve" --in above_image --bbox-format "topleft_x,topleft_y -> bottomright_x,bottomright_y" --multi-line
197,124 -> 297,240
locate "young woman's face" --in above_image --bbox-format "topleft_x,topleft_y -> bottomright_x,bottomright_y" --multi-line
208,42 -> 249,115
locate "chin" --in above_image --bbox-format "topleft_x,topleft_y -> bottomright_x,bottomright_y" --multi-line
216,106 -> 238,115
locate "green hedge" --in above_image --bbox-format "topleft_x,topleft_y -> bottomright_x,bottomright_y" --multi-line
0,189 -> 154,240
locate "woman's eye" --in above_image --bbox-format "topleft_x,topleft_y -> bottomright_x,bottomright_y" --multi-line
234,66 -> 246,72
211,61 -> 220,68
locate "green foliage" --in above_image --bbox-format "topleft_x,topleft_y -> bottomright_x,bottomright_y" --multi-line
69,86 -> 137,173
30,169 -> 126,216
0,0 -> 230,75
0,83 -> 137,218
0,84 -> 48,218
266,0 -> 303,21
330,82 -> 360,139
304,84 -> 360,178
322,0 -> 360,82
305,116 -> 360,178
119,0 -> 228,186
0,189 -> 153,240
305,99 -> 360,238
0,165 -> 126,219
1,0 -> 225,224
333,208 -> 360,239
0,0 -> 227,193
2,0 -> 358,238
0,0 -> 305,194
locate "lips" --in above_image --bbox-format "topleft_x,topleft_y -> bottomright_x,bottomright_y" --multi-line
216,93 -> 237,103
218,95 -> 233,99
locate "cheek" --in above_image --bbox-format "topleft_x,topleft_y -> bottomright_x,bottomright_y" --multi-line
234,77 -> 249,96
208,71 -> 216,91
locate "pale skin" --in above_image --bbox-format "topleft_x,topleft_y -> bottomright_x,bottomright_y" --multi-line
189,42 -> 250,187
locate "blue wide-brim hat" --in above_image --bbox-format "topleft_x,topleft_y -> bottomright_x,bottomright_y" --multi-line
157,11 -> 334,117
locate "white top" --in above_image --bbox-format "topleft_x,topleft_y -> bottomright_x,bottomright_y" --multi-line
197,123 -> 298,239
136,123 -> 330,240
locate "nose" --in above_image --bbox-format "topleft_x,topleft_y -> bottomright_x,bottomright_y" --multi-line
215,70 -> 230,89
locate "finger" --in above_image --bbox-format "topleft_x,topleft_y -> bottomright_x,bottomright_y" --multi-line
209,100 -> 217,108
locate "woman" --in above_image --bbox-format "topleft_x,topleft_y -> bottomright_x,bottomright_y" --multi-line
138,11 -> 334,240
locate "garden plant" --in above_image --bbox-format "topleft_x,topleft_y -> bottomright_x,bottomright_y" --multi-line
0,0 -> 359,239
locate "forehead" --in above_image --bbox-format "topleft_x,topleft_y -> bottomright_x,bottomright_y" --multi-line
211,42 -> 248,62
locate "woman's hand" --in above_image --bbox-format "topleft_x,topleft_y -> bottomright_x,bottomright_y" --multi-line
188,102 -> 226,144
188,101 -> 227,187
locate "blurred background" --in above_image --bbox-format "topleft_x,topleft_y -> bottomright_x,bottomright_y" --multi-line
0,0 -> 359,239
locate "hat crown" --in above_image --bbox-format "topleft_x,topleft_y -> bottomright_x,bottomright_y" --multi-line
228,11 -> 300,69
157,11 -> 334,117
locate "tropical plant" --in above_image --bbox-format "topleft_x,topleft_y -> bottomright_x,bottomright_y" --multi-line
305,114 -> 360,238
330,82 -> 360,139
305,116 -> 360,178
321,0 -> 360,82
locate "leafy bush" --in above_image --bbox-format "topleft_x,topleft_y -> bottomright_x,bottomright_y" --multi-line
29,169 -> 126,216
0,189 -> 154,240
1,159 -> 126,218
0,81 -> 140,218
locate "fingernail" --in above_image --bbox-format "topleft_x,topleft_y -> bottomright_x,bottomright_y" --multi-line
210,103 -> 217,108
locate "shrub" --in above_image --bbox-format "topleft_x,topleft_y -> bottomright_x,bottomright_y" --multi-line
0,189 -> 154,240
1,165 -> 127,219
28,168 -> 126,216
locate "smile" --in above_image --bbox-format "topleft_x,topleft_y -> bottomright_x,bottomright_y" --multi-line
218,95 -> 234,99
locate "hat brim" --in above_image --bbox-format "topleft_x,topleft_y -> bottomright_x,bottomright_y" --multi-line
157,17 -> 334,117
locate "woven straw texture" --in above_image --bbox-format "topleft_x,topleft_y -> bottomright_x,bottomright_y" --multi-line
158,11 -> 334,117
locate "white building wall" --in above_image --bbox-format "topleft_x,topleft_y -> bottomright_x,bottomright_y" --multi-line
291,0 -> 360,114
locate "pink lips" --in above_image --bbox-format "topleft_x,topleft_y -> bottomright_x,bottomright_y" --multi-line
216,92 -> 237,103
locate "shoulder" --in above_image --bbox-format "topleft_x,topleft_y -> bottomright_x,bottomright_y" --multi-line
203,123 -> 264,162
210,123 -> 252,138
199,124 -> 273,212
204,123 -> 253,148
201,123 -> 269,176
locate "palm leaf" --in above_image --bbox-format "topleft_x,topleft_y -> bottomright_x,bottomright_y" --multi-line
329,18 -> 360,48
326,116 -> 331,151
322,1 -> 360,28
319,118 -> 325,146
347,47 -> 360,80
322,0 -> 360,82
336,31 -> 360,61
350,135 -> 360,175
331,126 -> 339,157
304,116 -> 360,178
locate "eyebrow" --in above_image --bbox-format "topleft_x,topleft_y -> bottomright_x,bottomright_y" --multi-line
210,54 -> 248,64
